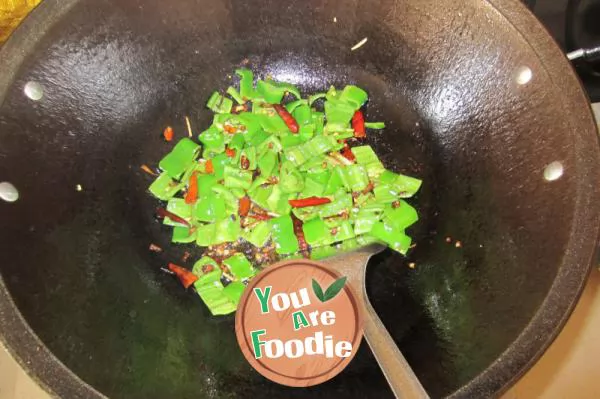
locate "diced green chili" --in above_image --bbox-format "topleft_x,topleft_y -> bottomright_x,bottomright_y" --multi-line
338,85 -> 368,109
235,68 -> 256,99
285,99 -> 308,114
192,257 -> 220,277
383,201 -> 419,230
226,86 -> 245,105
195,223 -> 217,246
194,192 -> 227,222
223,165 -> 253,190
222,281 -> 246,304
242,221 -> 271,247
159,138 -> 201,178
164,198 -> 193,226
172,225 -> 196,243
280,161 -> 304,194
256,79 -> 301,103
308,92 -> 326,106
270,215 -> 299,255
207,91 -> 233,114
149,173 -> 184,200
302,218 -> 332,246
215,216 -> 241,243
365,122 -> 385,129
224,254 -> 255,279
267,184 -> 292,215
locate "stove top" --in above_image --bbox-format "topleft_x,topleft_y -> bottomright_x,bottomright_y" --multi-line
531,0 -> 600,102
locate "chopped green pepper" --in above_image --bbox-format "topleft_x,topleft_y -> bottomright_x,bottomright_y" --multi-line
207,91 -> 233,114
149,173 -> 184,200
224,254 -> 255,279
159,138 -> 201,178
270,215 -> 299,255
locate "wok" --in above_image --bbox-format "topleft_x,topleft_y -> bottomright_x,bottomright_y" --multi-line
1,0 -> 599,397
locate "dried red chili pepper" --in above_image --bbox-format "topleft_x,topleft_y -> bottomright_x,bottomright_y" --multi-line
240,155 -> 250,170
291,214 -> 309,252
184,172 -> 198,204
205,159 -> 214,174
351,110 -> 366,138
289,196 -> 332,208
156,207 -> 191,227
341,146 -> 356,162
238,196 -> 251,217
163,126 -> 174,142
168,263 -> 198,289
273,104 -> 299,133
250,213 -> 272,221
225,148 -> 236,158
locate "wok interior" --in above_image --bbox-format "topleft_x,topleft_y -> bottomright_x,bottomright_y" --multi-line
0,0 -> 590,397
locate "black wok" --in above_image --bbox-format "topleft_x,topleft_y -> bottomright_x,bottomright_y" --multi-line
1,0 -> 599,397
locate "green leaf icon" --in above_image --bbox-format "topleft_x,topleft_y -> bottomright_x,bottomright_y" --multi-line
312,279 -> 325,302
312,277 -> 347,303
323,277 -> 347,302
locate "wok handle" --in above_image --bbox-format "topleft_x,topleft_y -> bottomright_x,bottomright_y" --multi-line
362,298 -> 430,399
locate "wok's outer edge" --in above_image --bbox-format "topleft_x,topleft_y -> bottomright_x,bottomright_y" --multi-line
450,0 -> 600,398
0,1 -> 107,398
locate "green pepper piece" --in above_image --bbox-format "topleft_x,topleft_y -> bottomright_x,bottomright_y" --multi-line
267,184 -> 292,215
280,133 -> 304,149
292,206 -> 319,222
310,245 -> 337,260
228,133 -> 246,151
257,150 -> 278,177
237,112 -> 263,139
159,138 -> 201,178
345,165 -> 369,191
230,187 -> 246,199
226,86 -> 245,105
302,218 -> 332,246
199,126 -> 225,154
192,257 -> 220,278
207,91 -> 233,114
286,99 -> 308,114
256,79 -> 301,103
331,220 -> 355,242
378,169 -> 398,185
258,112 -> 290,134
235,68 -> 256,99
280,161 -> 304,194
318,193 -> 352,218
215,216 -> 241,244
211,184 -> 239,213
271,215 -> 299,255
195,223 -> 217,246
312,112 -> 325,135
353,209 -> 382,235
323,169 -> 344,195
351,145 -> 379,165
370,221 -> 412,254
299,177 -> 325,198
338,85 -> 368,109
325,86 -> 339,102
197,174 -> 218,196
194,191 -> 227,222
305,135 -> 338,154
149,173 -> 184,200
383,201 -> 419,230
198,283 -> 237,315
224,254 -> 255,279
257,135 -> 283,156
395,174 -> 422,197
249,185 -> 272,211
306,169 -> 331,185
292,104 -> 312,126
224,165 -> 253,190
242,221 -> 271,247
373,184 -> 398,203
210,153 -> 231,180
365,121 -> 385,129
222,281 -> 246,305
298,123 -> 315,142
324,99 -> 356,125
164,198 -> 193,226
172,225 -> 196,243
283,145 -> 310,167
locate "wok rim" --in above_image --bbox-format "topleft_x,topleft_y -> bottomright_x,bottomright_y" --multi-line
0,0 -> 598,398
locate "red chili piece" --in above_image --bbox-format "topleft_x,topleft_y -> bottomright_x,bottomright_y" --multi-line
225,148 -> 236,158
168,263 -> 199,289
341,145 -> 356,162
156,207 -> 191,227
163,126 -> 174,142
273,104 -> 299,133
205,159 -> 214,174
352,110 -> 366,138
184,172 -> 198,204
289,196 -> 332,208
238,196 -> 251,217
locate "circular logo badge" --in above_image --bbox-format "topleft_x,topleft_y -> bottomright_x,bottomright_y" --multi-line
235,259 -> 363,387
